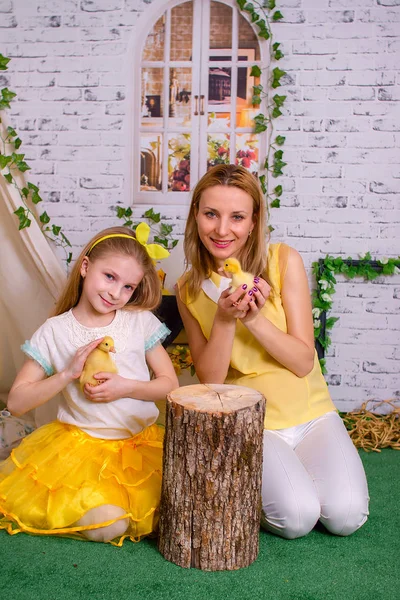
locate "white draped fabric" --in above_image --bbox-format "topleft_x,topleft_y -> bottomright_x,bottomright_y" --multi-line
0,117 -> 66,426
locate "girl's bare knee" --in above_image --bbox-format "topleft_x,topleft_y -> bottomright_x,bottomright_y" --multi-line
77,504 -> 129,543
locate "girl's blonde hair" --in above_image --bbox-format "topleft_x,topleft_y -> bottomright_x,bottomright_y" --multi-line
53,226 -> 161,316
183,164 -> 269,299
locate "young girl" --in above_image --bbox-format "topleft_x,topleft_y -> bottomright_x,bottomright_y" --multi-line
177,164 -> 369,540
0,226 -> 179,545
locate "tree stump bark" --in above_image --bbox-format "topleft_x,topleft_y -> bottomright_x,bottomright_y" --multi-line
158,383 -> 265,571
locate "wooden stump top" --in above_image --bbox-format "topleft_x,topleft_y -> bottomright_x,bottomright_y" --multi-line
167,383 -> 263,414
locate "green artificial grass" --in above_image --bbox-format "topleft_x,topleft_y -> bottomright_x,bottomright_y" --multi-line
1,450 -> 399,600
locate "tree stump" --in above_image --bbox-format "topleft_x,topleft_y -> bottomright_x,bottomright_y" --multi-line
158,383 -> 265,571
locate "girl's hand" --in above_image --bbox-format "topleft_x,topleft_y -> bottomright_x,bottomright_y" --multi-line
217,286 -> 251,322
62,338 -> 105,382
83,373 -> 131,403
241,277 -> 271,325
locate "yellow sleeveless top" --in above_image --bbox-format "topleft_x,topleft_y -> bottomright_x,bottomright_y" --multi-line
179,243 -> 336,430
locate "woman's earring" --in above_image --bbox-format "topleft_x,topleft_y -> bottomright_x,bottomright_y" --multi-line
248,229 -> 253,238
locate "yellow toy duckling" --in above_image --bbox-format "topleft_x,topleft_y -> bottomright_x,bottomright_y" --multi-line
220,258 -> 255,293
80,336 -> 118,390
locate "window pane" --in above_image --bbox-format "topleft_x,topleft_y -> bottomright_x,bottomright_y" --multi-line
170,1 -> 193,61
141,68 -> 164,127
208,66 -> 231,108
207,133 -> 230,171
142,14 -> 165,62
208,111 -> 230,130
236,134 -> 259,174
140,134 -> 162,191
210,1 -> 232,50
235,57 -> 258,127
238,11 -> 260,61
168,67 -> 192,126
168,134 -> 191,192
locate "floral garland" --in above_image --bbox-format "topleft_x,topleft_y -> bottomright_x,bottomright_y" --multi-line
312,254 -> 400,374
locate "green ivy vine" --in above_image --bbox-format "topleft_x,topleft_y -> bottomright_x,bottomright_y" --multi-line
312,254 -> 400,374
0,54 -> 72,264
236,0 -> 286,221
116,206 -> 178,251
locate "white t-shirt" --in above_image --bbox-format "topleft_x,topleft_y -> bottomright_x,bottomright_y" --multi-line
22,309 -> 169,439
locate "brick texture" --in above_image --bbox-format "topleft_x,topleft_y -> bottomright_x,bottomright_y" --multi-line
3,0 -> 399,410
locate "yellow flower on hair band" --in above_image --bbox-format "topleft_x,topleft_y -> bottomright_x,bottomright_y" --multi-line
135,222 -> 170,261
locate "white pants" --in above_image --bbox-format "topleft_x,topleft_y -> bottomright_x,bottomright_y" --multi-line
261,411 -> 369,539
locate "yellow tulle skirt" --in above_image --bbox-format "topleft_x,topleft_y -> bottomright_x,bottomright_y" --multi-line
0,420 -> 164,546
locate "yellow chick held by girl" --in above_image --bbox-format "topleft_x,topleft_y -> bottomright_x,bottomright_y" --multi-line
220,258 -> 255,293
80,336 -> 118,390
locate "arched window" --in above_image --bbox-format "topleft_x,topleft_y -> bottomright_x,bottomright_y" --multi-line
133,0 -> 265,205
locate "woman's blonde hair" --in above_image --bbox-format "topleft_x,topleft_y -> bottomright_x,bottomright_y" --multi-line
183,164 -> 269,299
53,226 -> 161,316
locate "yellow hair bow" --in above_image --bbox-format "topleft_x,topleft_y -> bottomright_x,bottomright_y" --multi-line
135,222 -> 170,260
88,222 -> 170,261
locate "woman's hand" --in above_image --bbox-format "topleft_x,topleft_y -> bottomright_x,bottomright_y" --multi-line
62,338 -> 104,383
240,277 -> 271,325
217,286 -> 252,321
83,373 -> 132,403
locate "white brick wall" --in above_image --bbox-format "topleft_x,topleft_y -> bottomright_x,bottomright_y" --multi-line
2,0 -> 399,410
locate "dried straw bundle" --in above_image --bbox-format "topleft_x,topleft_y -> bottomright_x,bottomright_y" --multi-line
341,400 -> 400,453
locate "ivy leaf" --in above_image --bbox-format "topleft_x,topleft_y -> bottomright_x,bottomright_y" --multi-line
154,236 -> 168,248
270,199 -> 280,208
250,65 -> 262,77
172,239 -> 179,248
275,135 -> 286,146
67,253 -> 73,264
14,137 -> 22,149
4,172 -> 12,184
160,223 -> 173,236
7,126 -> 17,138
251,11 -> 259,22
252,95 -> 262,106
274,150 -> 284,160
0,154 -> 12,169
266,0 -> 276,9
258,29 -> 270,40
14,207 -> 31,230
268,225 -> 275,233
27,181 -> 39,192
273,94 -> 286,107
40,211 -> 50,225
326,317 -> 339,330
52,224 -> 61,236
1,88 -> 17,103
274,48 -> 284,60
254,122 -> 267,133
274,185 -> 283,196
0,54 -> 11,70
244,2 -> 254,12
60,232 -> 72,247
21,187 -> 29,198
144,208 -> 160,223
272,10 -> 284,21
32,191 -> 42,204
116,207 -> 126,218
125,207 -> 132,217
272,107 -> 282,118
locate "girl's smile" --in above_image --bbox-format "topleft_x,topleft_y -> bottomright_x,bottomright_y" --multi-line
196,185 -> 255,268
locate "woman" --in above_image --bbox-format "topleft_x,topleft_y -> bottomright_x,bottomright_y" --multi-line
176,164 -> 369,539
